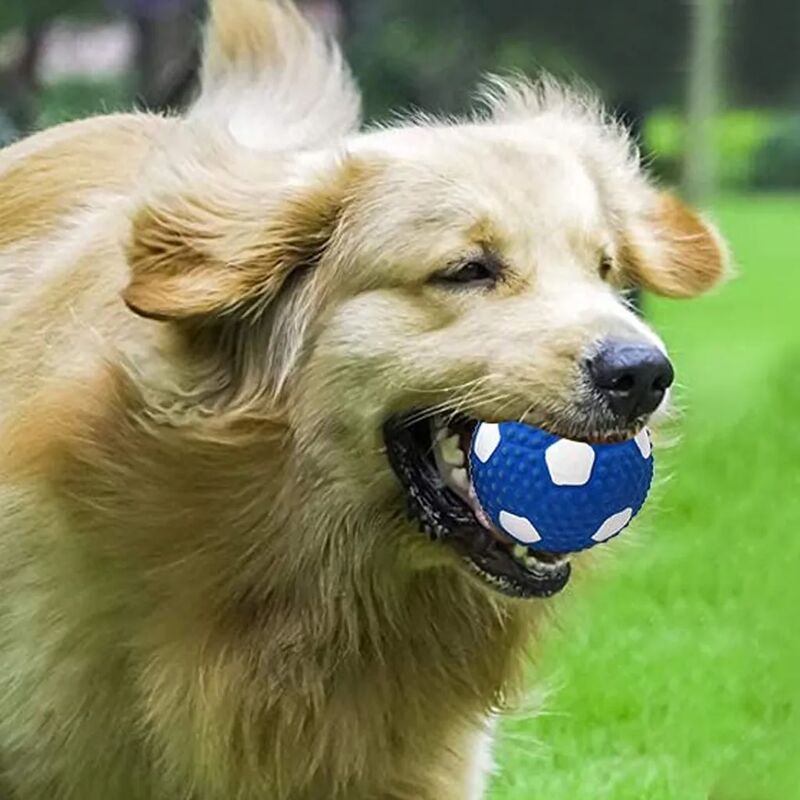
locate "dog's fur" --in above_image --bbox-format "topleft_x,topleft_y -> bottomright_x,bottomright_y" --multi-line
0,1 -> 727,798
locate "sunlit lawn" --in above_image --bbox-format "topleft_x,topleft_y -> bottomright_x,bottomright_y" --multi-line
490,195 -> 800,800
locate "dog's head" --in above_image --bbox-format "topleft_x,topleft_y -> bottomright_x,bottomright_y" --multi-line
123,2 -> 727,601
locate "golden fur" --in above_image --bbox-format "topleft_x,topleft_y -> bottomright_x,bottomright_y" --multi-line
0,1 -> 727,798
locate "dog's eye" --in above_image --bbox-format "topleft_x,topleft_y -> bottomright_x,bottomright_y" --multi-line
432,258 -> 500,289
598,254 -> 614,281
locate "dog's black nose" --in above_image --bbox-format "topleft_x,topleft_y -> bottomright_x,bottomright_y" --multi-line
588,339 -> 675,422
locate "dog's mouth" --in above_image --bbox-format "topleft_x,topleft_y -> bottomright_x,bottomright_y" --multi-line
383,412 -> 572,600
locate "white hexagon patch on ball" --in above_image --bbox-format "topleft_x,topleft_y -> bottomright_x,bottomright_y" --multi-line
544,439 -> 596,486
634,429 -> 652,459
498,510 -> 542,544
473,423 -> 501,463
592,508 -> 634,542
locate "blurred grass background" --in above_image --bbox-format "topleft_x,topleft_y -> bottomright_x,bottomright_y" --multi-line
1,1 -> 797,798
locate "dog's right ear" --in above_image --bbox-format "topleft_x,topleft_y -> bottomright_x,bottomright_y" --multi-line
621,192 -> 730,299
123,155 -> 366,322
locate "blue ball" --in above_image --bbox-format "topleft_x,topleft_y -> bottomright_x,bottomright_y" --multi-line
469,422 -> 654,554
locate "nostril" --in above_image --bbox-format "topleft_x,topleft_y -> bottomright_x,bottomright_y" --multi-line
609,373 -> 636,393
653,374 -> 672,393
651,358 -> 675,394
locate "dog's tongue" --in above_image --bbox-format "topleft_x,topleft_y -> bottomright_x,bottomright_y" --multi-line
467,483 -> 514,545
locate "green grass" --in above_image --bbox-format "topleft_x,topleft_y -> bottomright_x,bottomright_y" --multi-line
490,195 -> 800,800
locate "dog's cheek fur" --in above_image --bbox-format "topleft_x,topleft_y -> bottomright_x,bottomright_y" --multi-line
622,191 -> 730,298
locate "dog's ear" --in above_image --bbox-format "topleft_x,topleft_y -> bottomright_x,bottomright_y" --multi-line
194,0 -> 360,152
621,192 -> 729,298
123,157 -> 364,322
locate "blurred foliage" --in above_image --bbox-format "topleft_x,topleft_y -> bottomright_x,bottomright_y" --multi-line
0,0 -> 798,190
645,110 -> 786,189
0,0 -> 105,30
340,0 -> 798,191
35,77 -> 132,128
1,0 -> 798,114
345,0 -> 800,118
345,0 -> 691,118
752,116 -> 800,190
729,0 -> 800,107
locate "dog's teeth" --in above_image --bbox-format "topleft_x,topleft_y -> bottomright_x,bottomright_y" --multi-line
440,435 -> 465,466
513,544 -> 528,561
524,554 -> 564,574
450,468 -> 469,492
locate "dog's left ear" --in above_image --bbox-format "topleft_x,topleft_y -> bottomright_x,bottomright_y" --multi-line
622,192 -> 729,298
123,156 -> 365,322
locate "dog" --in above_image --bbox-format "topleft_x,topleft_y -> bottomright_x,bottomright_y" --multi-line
0,1 -> 727,797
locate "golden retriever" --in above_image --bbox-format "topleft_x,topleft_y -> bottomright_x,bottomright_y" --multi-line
0,1 -> 727,797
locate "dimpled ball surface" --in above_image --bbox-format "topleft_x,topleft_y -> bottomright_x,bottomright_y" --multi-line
470,422 -> 654,554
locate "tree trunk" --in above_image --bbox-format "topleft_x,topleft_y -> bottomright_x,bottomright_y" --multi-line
133,1 -> 202,112
0,23 -> 46,142
683,0 -> 726,204
130,0 -> 347,115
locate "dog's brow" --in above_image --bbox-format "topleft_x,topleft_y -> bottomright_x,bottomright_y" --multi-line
467,217 -> 504,249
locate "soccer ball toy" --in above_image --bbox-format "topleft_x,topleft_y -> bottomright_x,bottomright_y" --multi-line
469,422 -> 654,554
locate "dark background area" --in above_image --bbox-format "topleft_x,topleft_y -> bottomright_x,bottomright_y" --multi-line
1,0 -> 799,192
